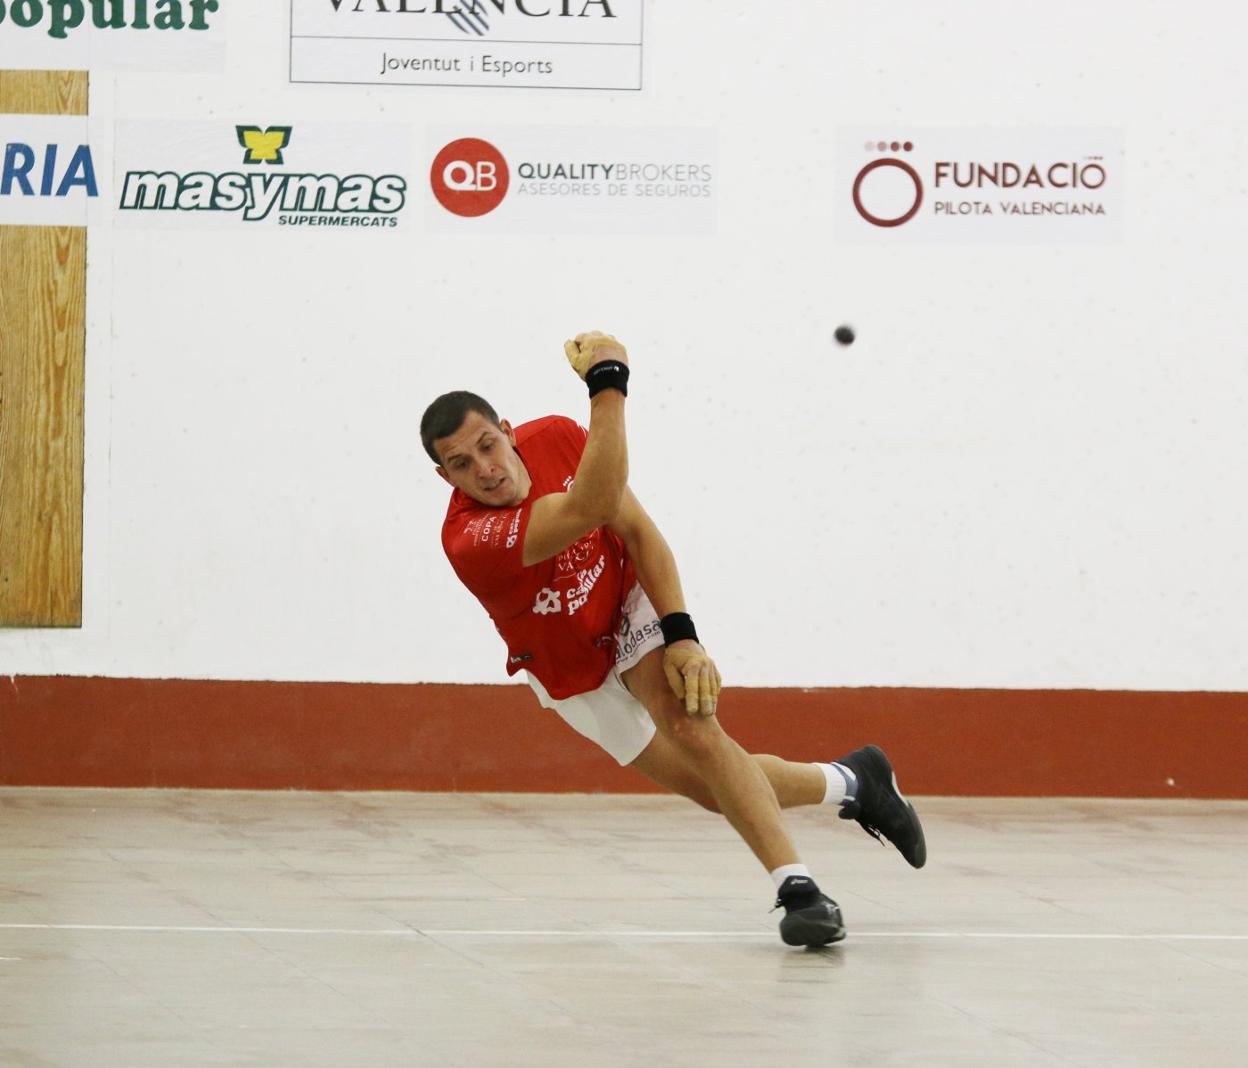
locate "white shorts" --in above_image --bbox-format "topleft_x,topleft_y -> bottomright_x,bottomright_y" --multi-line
525,583 -> 665,766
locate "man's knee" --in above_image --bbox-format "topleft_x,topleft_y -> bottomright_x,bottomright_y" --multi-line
656,710 -> 728,766
629,730 -> 722,813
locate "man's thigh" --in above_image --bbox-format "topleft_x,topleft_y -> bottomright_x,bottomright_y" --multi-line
621,647 -> 723,739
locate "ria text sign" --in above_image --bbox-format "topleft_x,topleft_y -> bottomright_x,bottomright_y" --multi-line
1,114 -> 99,225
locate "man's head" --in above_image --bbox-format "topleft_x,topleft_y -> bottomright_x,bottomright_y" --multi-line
421,391 -> 530,507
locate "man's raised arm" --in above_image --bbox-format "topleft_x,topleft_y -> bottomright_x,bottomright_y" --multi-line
521,333 -> 630,567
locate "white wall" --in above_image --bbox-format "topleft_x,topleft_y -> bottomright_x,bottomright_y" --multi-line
4,1 -> 1246,689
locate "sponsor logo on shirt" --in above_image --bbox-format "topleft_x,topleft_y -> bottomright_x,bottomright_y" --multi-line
505,507 -> 522,549
532,587 -> 561,615
616,612 -> 662,660
566,554 -> 605,616
465,507 -> 522,551
555,532 -> 596,574
531,552 -> 606,617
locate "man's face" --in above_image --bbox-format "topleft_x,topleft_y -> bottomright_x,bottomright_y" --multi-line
434,410 -> 529,507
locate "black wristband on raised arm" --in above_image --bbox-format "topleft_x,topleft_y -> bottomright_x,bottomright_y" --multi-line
659,612 -> 698,646
585,360 -> 629,398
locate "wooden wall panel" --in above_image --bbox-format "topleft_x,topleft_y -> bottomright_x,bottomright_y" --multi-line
0,71 -> 88,627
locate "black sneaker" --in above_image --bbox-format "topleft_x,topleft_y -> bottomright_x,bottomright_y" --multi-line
836,744 -> 927,869
773,875 -> 846,947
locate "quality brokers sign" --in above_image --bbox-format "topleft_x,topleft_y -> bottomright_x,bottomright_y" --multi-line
290,0 -> 643,91
426,126 -> 715,235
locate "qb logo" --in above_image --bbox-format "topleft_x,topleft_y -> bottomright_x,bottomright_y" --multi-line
430,137 -> 509,217
532,588 -> 562,615
444,159 -> 496,191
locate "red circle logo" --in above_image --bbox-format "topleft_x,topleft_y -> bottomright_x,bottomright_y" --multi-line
430,138 -> 509,217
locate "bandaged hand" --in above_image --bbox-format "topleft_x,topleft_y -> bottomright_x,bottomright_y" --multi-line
662,640 -> 722,717
564,331 -> 628,379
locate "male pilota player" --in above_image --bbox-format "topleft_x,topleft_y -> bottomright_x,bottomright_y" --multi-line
421,332 -> 925,947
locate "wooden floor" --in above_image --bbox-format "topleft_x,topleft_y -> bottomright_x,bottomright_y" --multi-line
1,790 -> 1245,1066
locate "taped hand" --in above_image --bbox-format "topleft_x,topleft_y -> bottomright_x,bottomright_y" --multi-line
662,639 -> 722,717
564,331 -> 628,379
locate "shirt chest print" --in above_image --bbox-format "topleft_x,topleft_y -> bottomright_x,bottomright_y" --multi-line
531,552 -> 607,618
555,532 -> 597,577
534,521 -> 607,618
528,457 -> 605,617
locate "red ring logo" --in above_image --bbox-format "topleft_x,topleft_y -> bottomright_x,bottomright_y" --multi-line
852,158 -> 923,228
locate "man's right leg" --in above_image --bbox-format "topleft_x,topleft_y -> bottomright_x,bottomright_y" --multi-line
624,661 -> 803,874
621,650 -> 845,947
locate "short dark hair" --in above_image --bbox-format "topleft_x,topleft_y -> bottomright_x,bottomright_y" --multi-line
420,391 -> 502,464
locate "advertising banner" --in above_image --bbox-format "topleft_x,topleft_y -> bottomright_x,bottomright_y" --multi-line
835,127 -> 1125,244
1,112 -> 99,225
291,0 -> 643,90
0,0 -> 225,72
113,118 -> 412,231
426,125 -> 714,234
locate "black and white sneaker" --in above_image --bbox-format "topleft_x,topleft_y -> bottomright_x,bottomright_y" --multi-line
837,744 -> 927,869
773,875 -> 846,947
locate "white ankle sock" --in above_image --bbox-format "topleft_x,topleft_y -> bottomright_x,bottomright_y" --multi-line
769,863 -> 812,892
816,762 -> 857,806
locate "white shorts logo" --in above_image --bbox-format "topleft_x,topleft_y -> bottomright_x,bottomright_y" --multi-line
532,587 -> 562,615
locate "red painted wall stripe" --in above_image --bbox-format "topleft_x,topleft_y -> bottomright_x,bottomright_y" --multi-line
1,676 -> 1245,797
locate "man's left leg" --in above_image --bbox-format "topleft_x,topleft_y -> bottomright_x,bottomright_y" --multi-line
629,736 -> 825,811
747,749 -> 927,870
629,722 -> 926,870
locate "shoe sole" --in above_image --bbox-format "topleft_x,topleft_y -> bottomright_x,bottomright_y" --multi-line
779,907 -> 847,947
862,745 -> 927,869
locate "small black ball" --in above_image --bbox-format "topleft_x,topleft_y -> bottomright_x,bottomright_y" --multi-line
834,325 -> 856,345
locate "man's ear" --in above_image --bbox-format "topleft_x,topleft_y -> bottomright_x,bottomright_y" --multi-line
435,466 -> 451,486
500,419 -> 517,446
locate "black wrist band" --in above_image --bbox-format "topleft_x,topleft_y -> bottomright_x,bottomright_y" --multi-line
659,612 -> 698,646
586,360 -> 629,398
